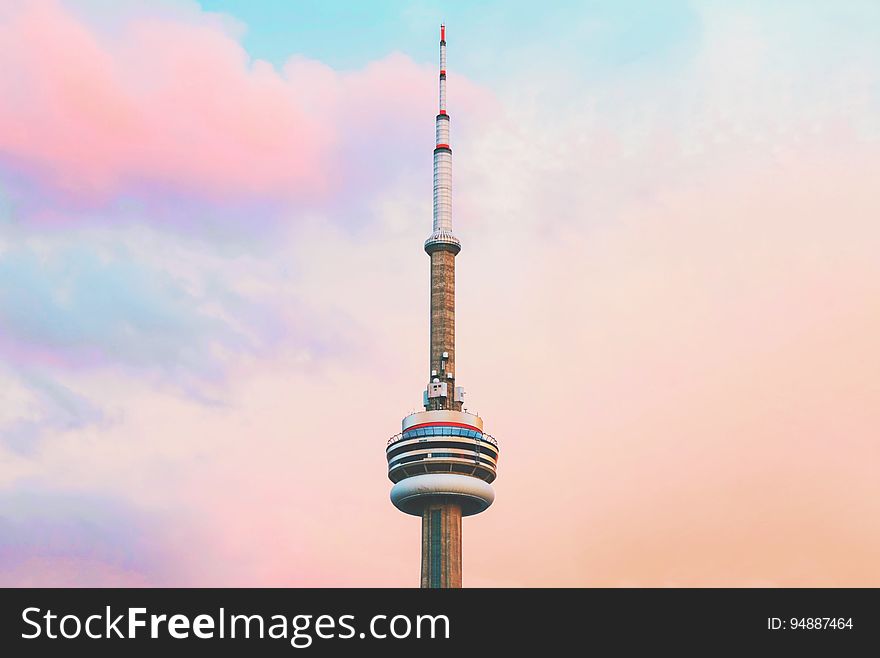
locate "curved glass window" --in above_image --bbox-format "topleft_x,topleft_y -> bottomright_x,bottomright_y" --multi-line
389,453 -> 497,468
388,441 -> 498,462
402,425 -> 483,441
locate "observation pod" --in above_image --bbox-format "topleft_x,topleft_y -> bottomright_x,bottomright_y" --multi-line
387,410 -> 498,516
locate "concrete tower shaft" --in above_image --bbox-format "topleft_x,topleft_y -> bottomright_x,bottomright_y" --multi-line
428,248 -> 461,412
421,501 -> 461,588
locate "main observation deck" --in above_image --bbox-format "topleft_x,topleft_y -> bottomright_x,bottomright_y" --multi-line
386,410 -> 498,484
387,410 -> 499,516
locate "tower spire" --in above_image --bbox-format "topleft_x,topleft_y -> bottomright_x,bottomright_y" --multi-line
428,23 -> 456,247
439,24 -> 447,115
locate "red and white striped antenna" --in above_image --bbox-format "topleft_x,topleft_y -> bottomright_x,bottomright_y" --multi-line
432,24 -> 452,235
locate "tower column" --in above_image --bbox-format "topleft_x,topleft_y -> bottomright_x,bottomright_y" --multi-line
420,501 -> 462,588
428,247 -> 461,411
386,23 -> 498,590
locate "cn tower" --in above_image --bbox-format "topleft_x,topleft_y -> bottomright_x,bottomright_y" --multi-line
386,24 -> 499,589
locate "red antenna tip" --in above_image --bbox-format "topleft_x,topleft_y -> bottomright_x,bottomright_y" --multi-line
441,24 -> 445,41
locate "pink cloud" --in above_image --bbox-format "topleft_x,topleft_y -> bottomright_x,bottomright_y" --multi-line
0,1 -> 495,210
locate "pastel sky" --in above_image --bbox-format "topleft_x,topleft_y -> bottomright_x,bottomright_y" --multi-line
1,0 -> 878,586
